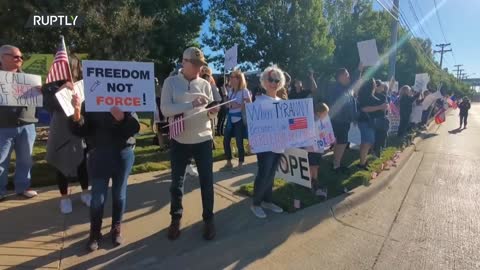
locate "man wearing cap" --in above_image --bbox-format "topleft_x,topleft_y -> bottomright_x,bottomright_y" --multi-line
161,47 -> 219,241
0,45 -> 38,201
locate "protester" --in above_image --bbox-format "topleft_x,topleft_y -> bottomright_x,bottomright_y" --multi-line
458,97 -> 471,129
306,102 -> 330,198
0,45 -> 38,200
357,79 -> 389,169
276,72 -> 290,100
215,77 -> 228,136
250,65 -> 286,219
160,47 -> 219,241
43,79 -> 90,214
154,77 -> 169,151
222,69 -> 251,172
200,66 -> 222,102
289,70 -> 318,100
373,80 -> 390,158
420,90 -> 431,128
326,64 -> 363,173
398,86 -> 420,137
410,92 -> 424,130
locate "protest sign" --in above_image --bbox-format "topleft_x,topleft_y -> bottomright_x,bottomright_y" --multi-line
82,60 -> 155,112
313,116 -> 336,153
276,148 -> 311,189
246,98 -> 316,153
421,90 -> 443,110
0,70 -> 42,107
224,44 -> 238,71
413,73 -> 430,92
388,102 -> 400,135
357,39 -> 380,67
55,80 -> 84,117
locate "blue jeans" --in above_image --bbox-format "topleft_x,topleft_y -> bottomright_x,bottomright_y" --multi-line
0,124 -> 36,195
253,152 -> 281,206
87,146 -> 135,233
358,122 -> 375,145
224,120 -> 246,163
170,139 -> 214,221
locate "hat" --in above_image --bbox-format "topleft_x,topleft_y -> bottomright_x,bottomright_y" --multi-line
183,47 -> 207,66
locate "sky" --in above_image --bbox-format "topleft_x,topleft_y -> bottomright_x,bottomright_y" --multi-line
200,0 -> 480,82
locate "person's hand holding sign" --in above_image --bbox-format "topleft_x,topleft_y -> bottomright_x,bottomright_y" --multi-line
110,106 -> 125,122
72,94 -> 82,122
60,81 -> 74,91
192,96 -> 208,108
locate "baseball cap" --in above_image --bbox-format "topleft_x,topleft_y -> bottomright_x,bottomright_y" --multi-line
183,47 -> 207,66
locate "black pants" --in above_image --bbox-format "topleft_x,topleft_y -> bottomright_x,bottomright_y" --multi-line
57,153 -> 89,195
374,128 -> 387,157
170,139 -> 214,222
398,114 -> 411,137
460,114 -> 468,127
216,107 -> 227,135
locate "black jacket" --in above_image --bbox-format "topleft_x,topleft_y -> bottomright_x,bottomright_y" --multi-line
459,100 -> 471,115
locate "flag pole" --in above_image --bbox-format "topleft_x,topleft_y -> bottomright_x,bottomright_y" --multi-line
60,35 -> 74,83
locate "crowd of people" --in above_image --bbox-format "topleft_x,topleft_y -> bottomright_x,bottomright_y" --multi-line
0,44 -> 463,252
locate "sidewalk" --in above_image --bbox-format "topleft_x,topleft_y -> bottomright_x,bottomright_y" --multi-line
0,155 -> 259,270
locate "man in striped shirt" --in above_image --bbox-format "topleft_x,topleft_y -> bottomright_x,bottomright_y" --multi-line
160,47 -> 219,241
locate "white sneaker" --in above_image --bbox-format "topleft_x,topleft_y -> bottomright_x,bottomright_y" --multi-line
60,198 -> 73,214
21,189 -> 38,198
81,192 -> 92,207
261,202 -> 283,213
250,205 -> 267,219
185,164 -> 199,177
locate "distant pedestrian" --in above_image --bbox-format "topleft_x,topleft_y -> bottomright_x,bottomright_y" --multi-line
458,97 -> 471,129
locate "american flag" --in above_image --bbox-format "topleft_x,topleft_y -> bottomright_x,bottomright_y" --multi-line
288,117 -> 308,130
169,114 -> 185,139
46,36 -> 71,83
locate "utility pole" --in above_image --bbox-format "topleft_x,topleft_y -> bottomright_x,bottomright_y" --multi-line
388,0 -> 400,79
434,43 -> 452,69
454,64 -> 463,80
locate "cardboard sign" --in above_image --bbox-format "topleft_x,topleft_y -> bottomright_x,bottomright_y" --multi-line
357,39 -> 380,67
413,73 -> 430,92
0,71 -> 42,107
224,44 -> 238,71
276,148 -> 311,188
313,116 -> 336,153
82,60 -> 155,112
55,80 -> 85,117
388,103 -> 400,135
421,90 -> 443,110
246,98 -> 316,153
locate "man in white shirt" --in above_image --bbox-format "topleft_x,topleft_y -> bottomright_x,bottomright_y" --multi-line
160,47 -> 219,241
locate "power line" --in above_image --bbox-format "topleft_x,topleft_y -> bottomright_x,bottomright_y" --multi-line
433,0 -> 449,43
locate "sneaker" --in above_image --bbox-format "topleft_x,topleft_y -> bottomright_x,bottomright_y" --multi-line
185,164 -> 199,177
220,162 -> 233,171
356,163 -> 369,171
203,220 -> 216,241
86,232 -> 102,252
315,188 -> 328,198
60,198 -> 73,214
167,220 -> 181,240
81,192 -> 92,207
250,205 -> 267,218
111,224 -> 123,246
261,202 -> 283,213
20,189 -> 38,198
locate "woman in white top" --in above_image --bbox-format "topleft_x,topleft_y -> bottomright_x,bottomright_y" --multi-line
250,65 -> 286,219
222,70 -> 251,171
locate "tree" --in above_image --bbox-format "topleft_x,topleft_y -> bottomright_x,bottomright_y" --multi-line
204,0 -> 335,78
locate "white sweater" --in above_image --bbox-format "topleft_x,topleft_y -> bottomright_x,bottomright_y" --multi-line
160,73 -> 214,144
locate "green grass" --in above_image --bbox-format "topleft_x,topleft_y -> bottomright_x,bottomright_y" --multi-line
238,133 -> 416,213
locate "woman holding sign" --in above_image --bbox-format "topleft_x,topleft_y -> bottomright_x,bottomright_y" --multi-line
222,70 -> 251,172
250,65 -> 286,219
71,95 -> 139,252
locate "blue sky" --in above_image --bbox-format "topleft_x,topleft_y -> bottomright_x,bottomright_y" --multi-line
200,0 -> 479,80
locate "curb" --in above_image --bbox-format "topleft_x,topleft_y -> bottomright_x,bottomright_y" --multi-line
332,118 -> 438,216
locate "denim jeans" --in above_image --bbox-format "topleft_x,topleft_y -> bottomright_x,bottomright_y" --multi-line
170,139 -> 214,221
253,152 -> 281,206
87,146 -> 134,233
224,120 -> 246,163
0,124 -> 36,195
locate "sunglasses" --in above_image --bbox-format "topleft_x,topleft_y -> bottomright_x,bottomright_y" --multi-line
4,53 -> 24,61
268,77 -> 280,84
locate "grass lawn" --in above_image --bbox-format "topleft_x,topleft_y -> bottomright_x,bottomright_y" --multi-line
8,117 -> 250,187
238,132 -> 415,213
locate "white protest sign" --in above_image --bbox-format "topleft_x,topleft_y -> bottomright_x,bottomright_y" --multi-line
414,73 -> 430,92
348,123 -> 362,146
246,98 -> 316,153
224,44 -> 238,71
55,80 -> 85,117
357,39 -> 380,67
384,80 -> 399,93
313,116 -> 336,153
0,71 -> 42,107
421,90 -> 443,110
276,148 -> 311,189
82,60 -> 155,112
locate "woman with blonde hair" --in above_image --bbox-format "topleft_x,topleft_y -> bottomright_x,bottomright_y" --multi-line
222,69 -> 251,171
250,65 -> 286,218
